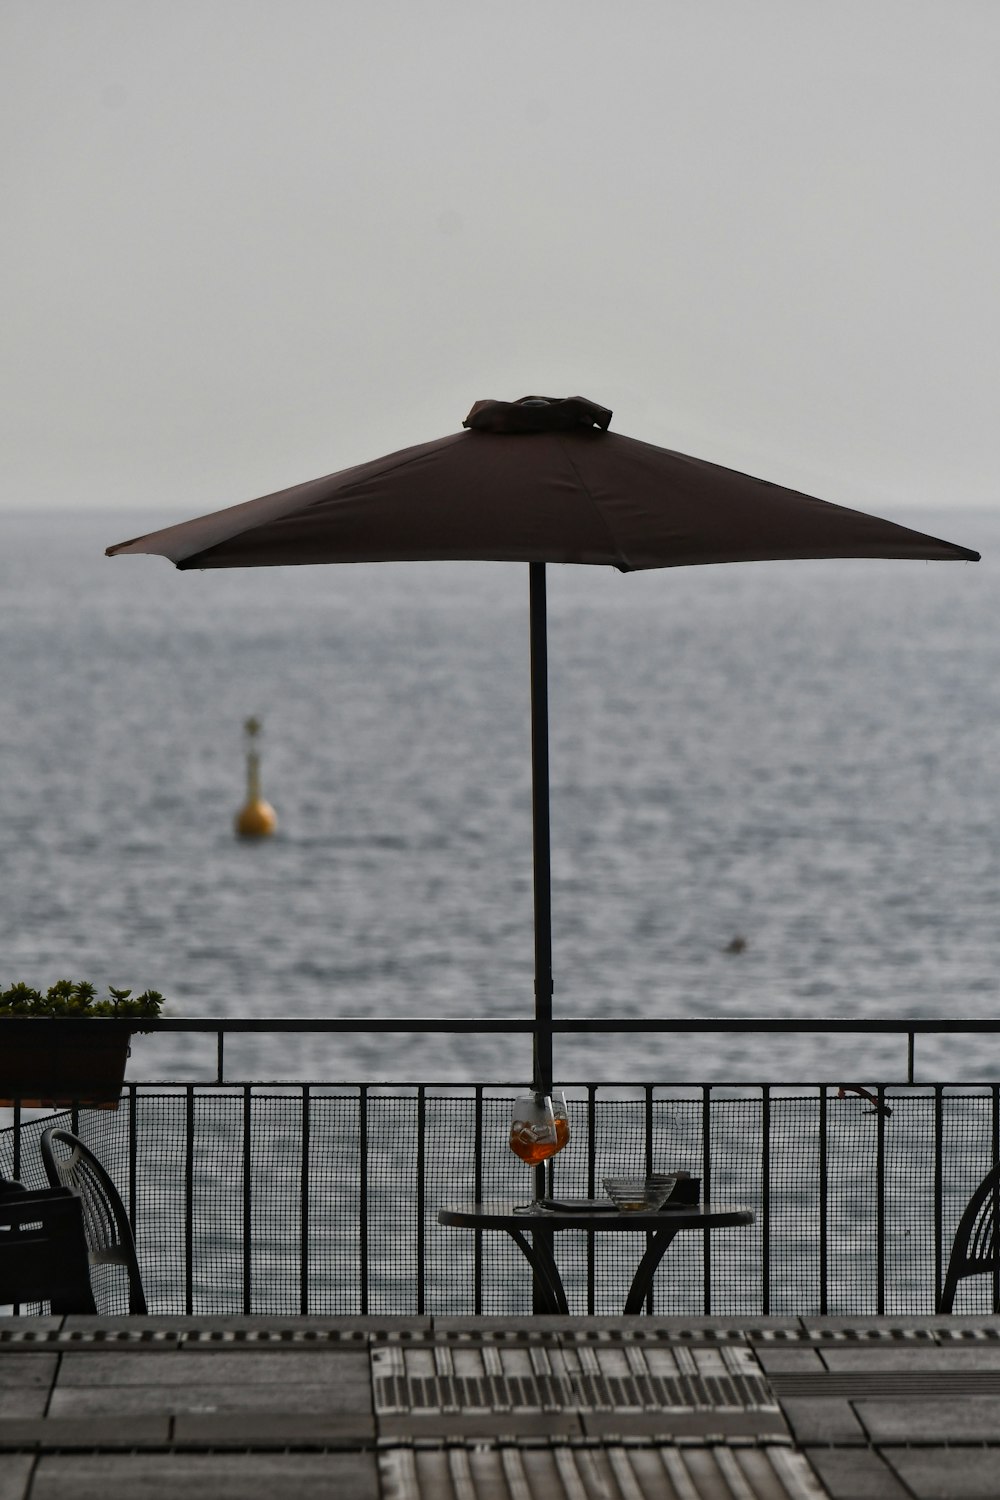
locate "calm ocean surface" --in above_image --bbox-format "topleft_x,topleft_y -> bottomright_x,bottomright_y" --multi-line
0,508 -> 995,1086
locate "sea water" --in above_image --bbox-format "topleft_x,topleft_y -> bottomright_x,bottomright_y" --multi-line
0,507 -> 995,1088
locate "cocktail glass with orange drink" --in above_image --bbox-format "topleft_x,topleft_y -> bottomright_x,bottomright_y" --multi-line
510,1090 -> 570,1209
509,1092 -> 559,1169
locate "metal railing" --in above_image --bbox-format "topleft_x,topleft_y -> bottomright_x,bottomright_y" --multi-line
3,1017 -> 999,1319
88,1013 -> 1000,1086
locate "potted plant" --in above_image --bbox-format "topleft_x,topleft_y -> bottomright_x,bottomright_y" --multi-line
0,980 -> 164,1108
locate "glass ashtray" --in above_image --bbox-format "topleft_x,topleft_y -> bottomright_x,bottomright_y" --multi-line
602,1175 -> 676,1213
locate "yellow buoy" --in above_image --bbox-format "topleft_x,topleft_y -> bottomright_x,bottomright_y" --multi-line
235,717 -> 277,838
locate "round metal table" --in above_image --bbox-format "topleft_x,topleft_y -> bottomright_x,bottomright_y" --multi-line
438,1200 -> 754,1315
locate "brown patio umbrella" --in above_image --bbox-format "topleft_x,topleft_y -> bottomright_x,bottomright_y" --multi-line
108,395 -> 979,1092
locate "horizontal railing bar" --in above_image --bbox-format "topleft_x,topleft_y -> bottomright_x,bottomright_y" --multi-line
89,1078 -> 1000,1090
119,1017 -> 1000,1035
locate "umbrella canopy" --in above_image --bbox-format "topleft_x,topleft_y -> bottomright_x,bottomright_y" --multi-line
110,395 -> 978,572
108,396 -> 979,1092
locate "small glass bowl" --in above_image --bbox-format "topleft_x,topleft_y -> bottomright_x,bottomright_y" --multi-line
602,1175 -> 675,1213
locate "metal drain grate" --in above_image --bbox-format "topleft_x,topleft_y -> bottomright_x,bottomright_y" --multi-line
772,1371 -> 1000,1398
0,1328 -> 178,1347
183,1328 -> 369,1345
752,1327 -> 941,1343
379,1441 -> 826,1500
374,1343 -> 778,1415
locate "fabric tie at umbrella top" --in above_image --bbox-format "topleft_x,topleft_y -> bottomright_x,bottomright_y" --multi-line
108,396 -> 979,1096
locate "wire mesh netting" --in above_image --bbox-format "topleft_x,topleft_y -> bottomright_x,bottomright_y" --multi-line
3,1084 -> 998,1317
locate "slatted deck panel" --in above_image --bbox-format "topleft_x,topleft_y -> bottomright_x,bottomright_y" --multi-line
380,1444 -> 825,1500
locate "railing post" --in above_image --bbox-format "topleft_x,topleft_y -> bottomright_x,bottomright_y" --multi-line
587,1084 -> 597,1315
761,1086 -> 771,1316
992,1085 -> 999,1315
359,1085 -> 369,1316
819,1087 -> 828,1316
644,1084 -> 655,1312
416,1087 -> 426,1317
241,1084 -> 252,1314
300,1084 -> 310,1316
186,1084 -> 196,1315
876,1084 -> 886,1316
702,1085 -> 712,1315
474,1086 -> 484,1316
934,1085 -> 944,1312
128,1083 -> 138,1240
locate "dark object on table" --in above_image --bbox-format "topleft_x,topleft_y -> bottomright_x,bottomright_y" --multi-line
645,1172 -> 700,1207
939,1160 -> 1000,1312
665,1175 -> 701,1207
539,1197 -> 617,1213
0,1185 -> 96,1313
40,1128 -> 147,1314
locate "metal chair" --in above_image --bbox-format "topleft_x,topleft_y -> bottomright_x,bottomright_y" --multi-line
940,1162 -> 1000,1313
0,1185 -> 97,1313
40,1128 -> 146,1315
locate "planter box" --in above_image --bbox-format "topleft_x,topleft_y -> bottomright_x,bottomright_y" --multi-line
0,1019 -> 133,1108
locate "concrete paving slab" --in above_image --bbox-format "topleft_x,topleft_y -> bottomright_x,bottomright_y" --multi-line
0,1354 -> 56,1386
0,1417 -> 170,1448
754,1347 -> 827,1373
49,1381 -> 356,1417
0,1390 -> 50,1420
779,1397 -> 868,1444
884,1445 -> 1000,1500
28,1452 -> 379,1500
857,1395 -> 1000,1443
0,1456 -> 33,1500
56,1348 -> 371,1391
823,1346 -> 1000,1371
172,1411 -> 376,1446
804,1446 -> 911,1499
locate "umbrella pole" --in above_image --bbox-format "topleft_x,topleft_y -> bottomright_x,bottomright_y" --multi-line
529,561 -> 554,1101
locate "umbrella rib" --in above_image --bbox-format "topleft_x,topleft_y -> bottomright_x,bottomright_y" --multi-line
555,436 -> 633,571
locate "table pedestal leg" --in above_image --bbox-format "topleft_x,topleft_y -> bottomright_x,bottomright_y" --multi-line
506,1228 -> 569,1314
622,1226 -> 681,1314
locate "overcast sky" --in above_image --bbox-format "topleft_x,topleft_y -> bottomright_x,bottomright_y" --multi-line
2,0 -> 997,517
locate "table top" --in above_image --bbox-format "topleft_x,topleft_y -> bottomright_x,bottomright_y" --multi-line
438,1201 -> 754,1233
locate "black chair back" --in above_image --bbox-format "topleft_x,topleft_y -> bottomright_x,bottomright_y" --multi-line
940,1162 -> 1000,1313
40,1128 -> 146,1315
0,1185 -> 97,1313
